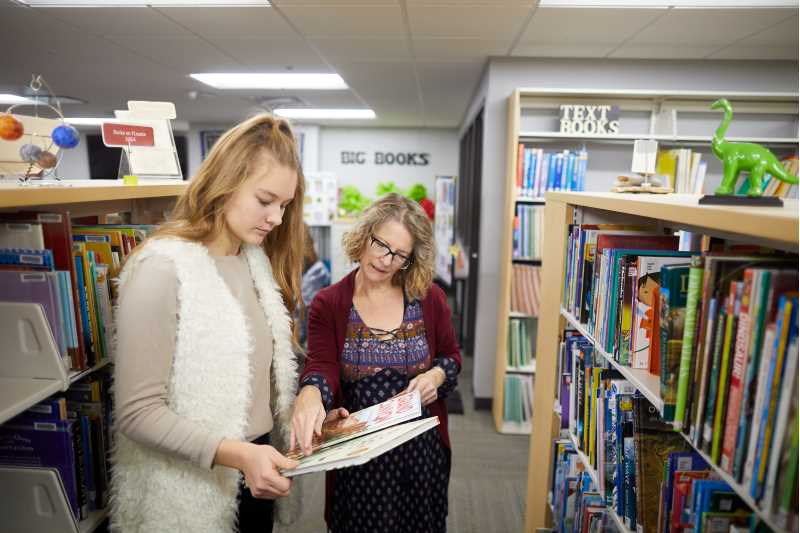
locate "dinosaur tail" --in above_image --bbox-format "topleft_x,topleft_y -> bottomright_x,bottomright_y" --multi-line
770,161 -> 799,185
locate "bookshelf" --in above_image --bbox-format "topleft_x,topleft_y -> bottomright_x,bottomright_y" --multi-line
495,88 -> 797,437
523,191 -> 799,532
0,179 -> 185,533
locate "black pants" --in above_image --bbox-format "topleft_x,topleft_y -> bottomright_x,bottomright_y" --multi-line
236,432 -> 274,533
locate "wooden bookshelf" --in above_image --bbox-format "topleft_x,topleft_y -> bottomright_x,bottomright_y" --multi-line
0,180 -> 184,533
523,191 -> 799,532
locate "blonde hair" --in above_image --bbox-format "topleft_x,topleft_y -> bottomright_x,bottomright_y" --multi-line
342,193 -> 434,301
145,113 -> 305,313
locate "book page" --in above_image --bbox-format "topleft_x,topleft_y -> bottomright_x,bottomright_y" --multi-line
286,389 -> 421,459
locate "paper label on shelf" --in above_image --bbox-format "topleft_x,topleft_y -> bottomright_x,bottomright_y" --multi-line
102,123 -> 155,147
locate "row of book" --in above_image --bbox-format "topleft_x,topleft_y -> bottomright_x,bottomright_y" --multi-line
511,264 -> 541,317
0,214 -> 154,370
735,155 -> 798,198
513,204 -> 543,259
516,146 -> 588,198
655,148 -> 707,194
0,372 -> 113,522
549,434 -> 778,533
558,224 -> 799,529
502,374 -> 534,425
549,447 -> 614,533
552,332 -> 797,532
507,317 -> 535,369
675,258 -> 798,505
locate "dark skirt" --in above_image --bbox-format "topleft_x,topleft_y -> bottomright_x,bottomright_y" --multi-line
330,369 -> 451,533
236,432 -> 274,533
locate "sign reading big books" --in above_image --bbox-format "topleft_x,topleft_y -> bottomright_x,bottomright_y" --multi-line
282,390 -> 438,477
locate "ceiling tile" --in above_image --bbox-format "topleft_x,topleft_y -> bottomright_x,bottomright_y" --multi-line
413,38 -> 511,61
108,36 -> 240,72
334,61 -> 418,101
620,8 -> 791,49
511,43 -> 611,57
517,7 -> 663,50
407,5 -> 532,38
278,5 -> 405,37
608,44 -> 723,59
709,15 -> 798,60
208,37 -> 330,70
156,6 -> 298,39
45,7 -> 192,38
310,37 -> 412,63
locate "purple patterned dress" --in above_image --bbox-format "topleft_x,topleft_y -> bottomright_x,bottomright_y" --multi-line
301,300 -> 459,533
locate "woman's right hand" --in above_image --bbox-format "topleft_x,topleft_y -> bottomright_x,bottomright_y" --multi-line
214,439 -> 298,499
290,385 -> 326,456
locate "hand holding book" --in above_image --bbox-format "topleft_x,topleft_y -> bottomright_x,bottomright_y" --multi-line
405,366 -> 446,406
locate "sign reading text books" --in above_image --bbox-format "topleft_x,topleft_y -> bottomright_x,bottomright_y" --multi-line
101,123 -> 155,148
282,390 -> 438,477
559,104 -> 620,135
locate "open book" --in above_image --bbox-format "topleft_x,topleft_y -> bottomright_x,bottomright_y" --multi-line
282,390 -> 439,477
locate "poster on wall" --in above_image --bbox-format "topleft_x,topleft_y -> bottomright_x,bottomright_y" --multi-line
200,130 -> 224,160
434,175 -> 456,286
304,171 -> 338,226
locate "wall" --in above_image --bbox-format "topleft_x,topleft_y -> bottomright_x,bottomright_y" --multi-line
319,127 -> 458,198
467,57 -> 799,401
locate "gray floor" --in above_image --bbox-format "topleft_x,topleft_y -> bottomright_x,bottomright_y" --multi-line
275,356 -> 531,533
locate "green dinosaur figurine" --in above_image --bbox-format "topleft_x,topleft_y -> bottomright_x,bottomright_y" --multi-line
711,98 -> 798,196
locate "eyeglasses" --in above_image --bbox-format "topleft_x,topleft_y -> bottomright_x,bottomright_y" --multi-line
369,235 -> 413,270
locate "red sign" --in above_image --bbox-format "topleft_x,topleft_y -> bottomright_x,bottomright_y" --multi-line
101,123 -> 155,147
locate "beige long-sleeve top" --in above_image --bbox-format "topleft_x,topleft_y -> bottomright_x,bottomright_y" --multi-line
114,252 -> 273,470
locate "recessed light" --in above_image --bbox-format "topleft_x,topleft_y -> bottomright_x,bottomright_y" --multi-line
274,109 -> 376,120
0,94 -> 35,105
190,73 -> 348,90
15,0 -> 269,6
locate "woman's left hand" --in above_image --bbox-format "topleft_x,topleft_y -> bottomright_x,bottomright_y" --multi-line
405,367 -> 446,406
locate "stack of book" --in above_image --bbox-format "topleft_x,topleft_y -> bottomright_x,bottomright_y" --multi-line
503,374 -> 534,426
507,317 -> 534,369
554,333 -> 772,533
0,373 -> 113,523
655,148 -> 707,194
549,439 -> 614,533
513,204 -> 543,259
735,155 -> 798,198
0,214 -> 154,371
558,221 -> 799,531
511,264 -> 541,317
516,145 -> 588,198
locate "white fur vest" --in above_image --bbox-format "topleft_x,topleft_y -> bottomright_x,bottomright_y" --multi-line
109,238 -> 298,533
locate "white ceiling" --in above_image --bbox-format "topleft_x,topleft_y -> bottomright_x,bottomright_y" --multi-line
0,1 -> 797,128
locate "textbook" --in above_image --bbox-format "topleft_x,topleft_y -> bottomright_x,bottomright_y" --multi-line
282,390 -> 438,476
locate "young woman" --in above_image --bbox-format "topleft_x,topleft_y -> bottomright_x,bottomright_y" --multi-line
291,193 -> 462,533
111,114 -> 304,533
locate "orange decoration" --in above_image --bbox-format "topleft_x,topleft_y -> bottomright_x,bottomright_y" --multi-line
0,114 -> 24,141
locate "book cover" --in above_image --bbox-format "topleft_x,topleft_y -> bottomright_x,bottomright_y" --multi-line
670,470 -> 712,532
673,256 -> 704,429
662,451 -> 708,533
659,265 -> 691,421
286,390 -> 422,460
283,416 -> 439,477
632,396 -> 689,533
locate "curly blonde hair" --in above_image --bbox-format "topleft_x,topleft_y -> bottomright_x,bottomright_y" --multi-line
342,193 -> 434,301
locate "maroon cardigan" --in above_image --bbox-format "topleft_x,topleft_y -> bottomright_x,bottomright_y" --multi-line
301,268 -> 462,449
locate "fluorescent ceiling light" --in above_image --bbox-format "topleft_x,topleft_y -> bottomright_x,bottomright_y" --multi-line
275,109 -> 376,120
64,117 -> 112,126
190,73 -> 347,90
16,1 -> 269,6
538,0 -> 796,6
0,94 -> 35,105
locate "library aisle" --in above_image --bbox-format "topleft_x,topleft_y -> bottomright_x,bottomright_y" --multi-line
275,356 -> 531,533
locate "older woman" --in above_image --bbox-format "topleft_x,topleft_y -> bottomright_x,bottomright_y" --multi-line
291,193 -> 461,533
